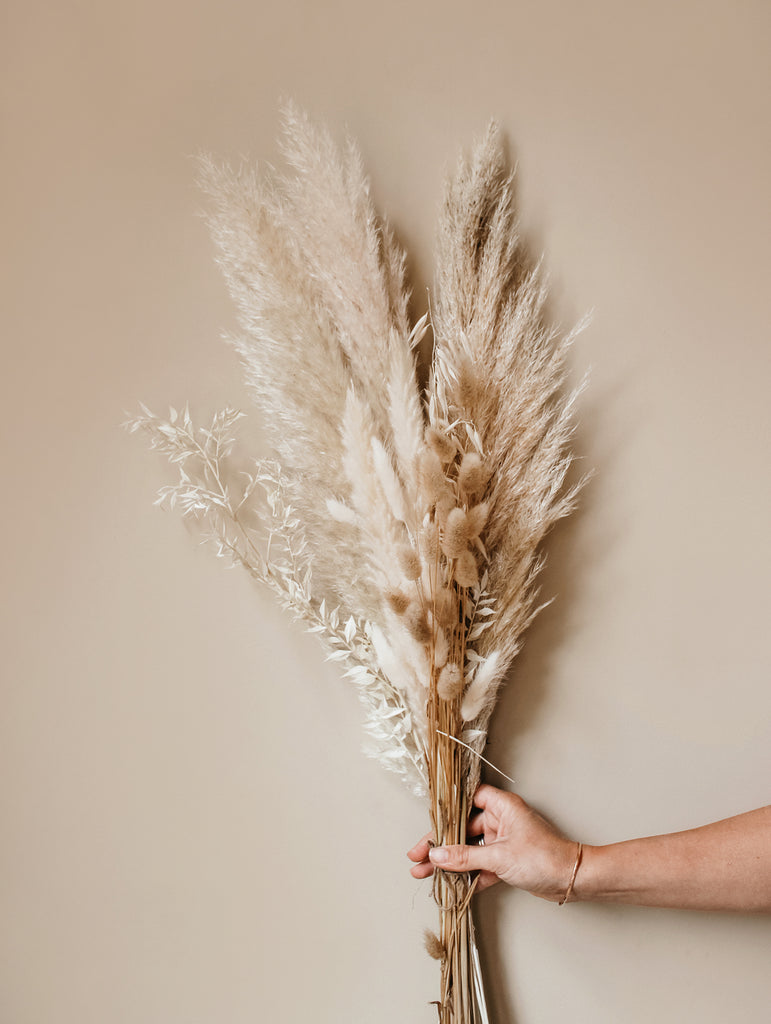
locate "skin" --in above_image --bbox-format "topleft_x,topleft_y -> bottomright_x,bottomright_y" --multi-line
407,784 -> 771,912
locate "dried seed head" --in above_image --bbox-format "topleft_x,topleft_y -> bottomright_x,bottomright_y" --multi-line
384,588 -> 410,615
456,357 -> 479,411
417,448 -> 446,506
426,426 -> 455,464
458,452 -> 487,495
442,507 -> 469,559
397,544 -> 422,581
433,626 -> 449,669
404,601 -> 432,645
437,663 -> 464,701
433,587 -> 456,629
466,502 -> 489,540
454,549 -> 479,589
435,490 -> 456,528
421,519 -> 439,561
424,929 -> 445,961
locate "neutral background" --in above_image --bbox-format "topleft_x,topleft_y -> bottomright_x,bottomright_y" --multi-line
2,1 -> 770,1021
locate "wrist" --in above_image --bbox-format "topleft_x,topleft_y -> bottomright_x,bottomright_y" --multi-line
569,842 -> 641,904
537,838 -> 585,903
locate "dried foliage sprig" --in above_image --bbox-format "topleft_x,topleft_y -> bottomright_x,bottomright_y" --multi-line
126,404 -> 427,793
128,105 -> 585,1023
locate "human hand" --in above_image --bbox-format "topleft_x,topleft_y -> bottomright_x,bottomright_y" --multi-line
407,784 -> 579,901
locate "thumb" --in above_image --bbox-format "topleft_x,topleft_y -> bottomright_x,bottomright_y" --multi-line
429,843 -> 493,874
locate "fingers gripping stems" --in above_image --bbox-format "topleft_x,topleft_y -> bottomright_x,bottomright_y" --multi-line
429,842 -> 494,874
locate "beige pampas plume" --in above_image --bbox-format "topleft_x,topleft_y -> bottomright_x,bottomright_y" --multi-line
432,118 -> 586,705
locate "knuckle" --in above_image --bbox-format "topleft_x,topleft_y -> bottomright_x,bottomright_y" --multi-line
454,845 -> 470,869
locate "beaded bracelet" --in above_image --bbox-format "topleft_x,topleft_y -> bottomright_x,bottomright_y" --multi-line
559,842 -> 583,905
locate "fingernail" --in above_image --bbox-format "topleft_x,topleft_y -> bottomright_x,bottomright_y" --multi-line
429,847 -> 449,864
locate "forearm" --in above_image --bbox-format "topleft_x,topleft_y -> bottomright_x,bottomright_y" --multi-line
573,806 -> 771,912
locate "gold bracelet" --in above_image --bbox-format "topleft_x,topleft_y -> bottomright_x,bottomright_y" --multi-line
559,842 -> 583,905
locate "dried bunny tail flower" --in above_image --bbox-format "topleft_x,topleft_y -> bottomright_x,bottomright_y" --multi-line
421,518 -> 439,562
417,448 -> 447,506
454,549 -> 479,589
461,651 -> 505,721
426,426 -> 456,464
442,507 -> 469,559
456,356 -> 480,412
404,601 -> 432,645
457,452 -> 487,495
435,491 -> 456,529
465,502 -> 489,539
437,663 -> 464,701
424,929 -> 446,962
384,587 -> 411,615
397,544 -> 422,581
433,626 -> 449,668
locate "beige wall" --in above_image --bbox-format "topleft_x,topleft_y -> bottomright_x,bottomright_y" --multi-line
2,1 -> 770,1021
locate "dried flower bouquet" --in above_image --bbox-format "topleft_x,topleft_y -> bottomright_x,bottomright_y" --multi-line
128,104 -> 584,1022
